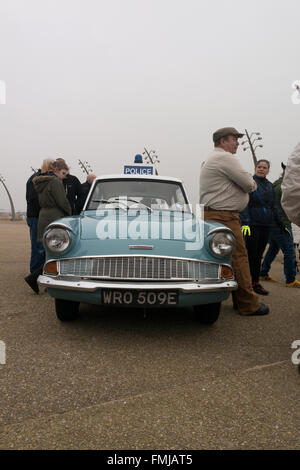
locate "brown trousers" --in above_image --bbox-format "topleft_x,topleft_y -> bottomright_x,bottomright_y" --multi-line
204,210 -> 260,315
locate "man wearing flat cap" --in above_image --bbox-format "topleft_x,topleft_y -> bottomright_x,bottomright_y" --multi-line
200,127 -> 270,316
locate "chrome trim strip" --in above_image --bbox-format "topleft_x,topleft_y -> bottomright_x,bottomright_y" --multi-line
129,245 -> 154,250
45,222 -> 75,234
46,254 -> 229,267
206,227 -> 236,238
38,275 -> 237,293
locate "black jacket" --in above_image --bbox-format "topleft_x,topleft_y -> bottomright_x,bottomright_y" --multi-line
62,174 -> 83,215
273,177 -> 290,227
76,181 -> 92,213
26,170 -> 41,217
240,175 -> 281,227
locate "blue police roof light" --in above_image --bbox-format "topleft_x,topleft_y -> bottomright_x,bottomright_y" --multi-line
134,154 -> 143,164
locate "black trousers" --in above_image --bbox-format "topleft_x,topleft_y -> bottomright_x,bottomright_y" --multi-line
245,225 -> 270,283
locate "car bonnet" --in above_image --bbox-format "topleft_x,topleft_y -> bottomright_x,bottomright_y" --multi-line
80,210 -> 200,243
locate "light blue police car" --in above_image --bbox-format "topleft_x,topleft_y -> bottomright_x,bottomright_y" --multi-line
38,168 -> 237,324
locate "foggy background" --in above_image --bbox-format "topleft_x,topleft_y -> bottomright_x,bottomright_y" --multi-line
0,0 -> 300,212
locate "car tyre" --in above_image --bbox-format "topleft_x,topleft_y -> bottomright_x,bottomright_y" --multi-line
55,299 -> 79,322
193,302 -> 221,325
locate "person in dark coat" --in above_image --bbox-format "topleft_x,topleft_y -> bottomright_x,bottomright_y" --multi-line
26,159 -> 55,272
63,173 -> 83,215
76,173 -> 96,212
240,159 -> 282,295
260,165 -> 300,288
55,158 -> 83,215
24,159 -> 71,294
26,168 -> 44,273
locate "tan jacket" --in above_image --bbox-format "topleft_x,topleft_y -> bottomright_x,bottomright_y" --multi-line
199,148 -> 257,211
282,142 -> 300,227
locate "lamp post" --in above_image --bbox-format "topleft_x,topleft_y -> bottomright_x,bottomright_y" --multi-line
142,148 -> 160,175
78,159 -> 93,175
241,130 -> 263,167
0,174 -> 16,221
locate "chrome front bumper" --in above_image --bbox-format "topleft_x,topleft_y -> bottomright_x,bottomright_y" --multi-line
38,275 -> 237,293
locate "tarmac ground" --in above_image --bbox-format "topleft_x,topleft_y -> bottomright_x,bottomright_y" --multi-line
0,220 -> 299,450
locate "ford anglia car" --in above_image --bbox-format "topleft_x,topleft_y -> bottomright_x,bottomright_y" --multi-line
38,174 -> 237,324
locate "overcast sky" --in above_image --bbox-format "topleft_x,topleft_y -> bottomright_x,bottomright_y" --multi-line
0,0 -> 300,212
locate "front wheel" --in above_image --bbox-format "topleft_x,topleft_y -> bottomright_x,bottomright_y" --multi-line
55,299 -> 80,322
193,302 -> 221,325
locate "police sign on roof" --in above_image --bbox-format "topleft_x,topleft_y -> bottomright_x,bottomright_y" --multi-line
124,165 -> 154,175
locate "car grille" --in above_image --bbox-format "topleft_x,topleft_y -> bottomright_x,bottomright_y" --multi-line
58,256 -> 220,281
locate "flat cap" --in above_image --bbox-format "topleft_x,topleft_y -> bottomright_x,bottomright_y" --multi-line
213,127 -> 244,143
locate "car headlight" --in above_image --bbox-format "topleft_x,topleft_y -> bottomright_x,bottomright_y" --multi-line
45,228 -> 71,253
209,232 -> 236,257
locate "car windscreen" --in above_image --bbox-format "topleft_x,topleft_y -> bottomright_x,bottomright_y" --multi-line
86,179 -> 190,212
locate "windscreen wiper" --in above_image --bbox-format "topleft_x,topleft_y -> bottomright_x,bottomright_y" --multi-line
109,197 -> 153,212
92,198 -> 153,212
91,199 -> 127,210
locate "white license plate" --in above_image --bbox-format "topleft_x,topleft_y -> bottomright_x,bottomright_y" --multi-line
102,290 -> 178,306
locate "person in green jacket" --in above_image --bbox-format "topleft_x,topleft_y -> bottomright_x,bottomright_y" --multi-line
33,160 -> 72,242
24,159 -> 72,294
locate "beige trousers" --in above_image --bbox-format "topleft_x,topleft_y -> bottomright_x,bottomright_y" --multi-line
204,210 -> 260,315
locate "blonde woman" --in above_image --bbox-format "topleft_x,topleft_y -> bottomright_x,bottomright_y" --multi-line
41,158 -> 55,173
